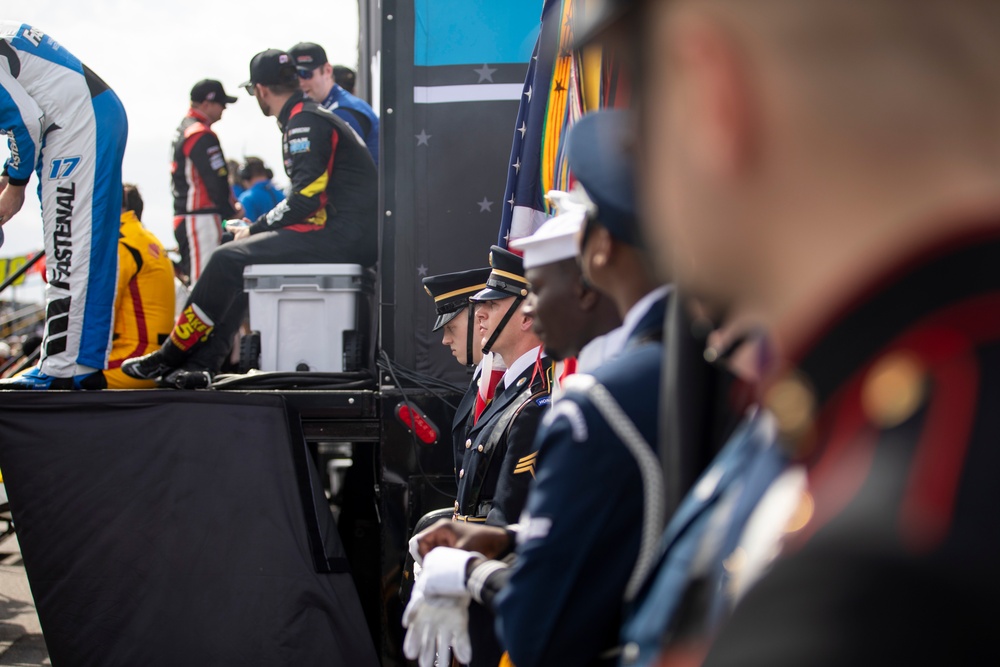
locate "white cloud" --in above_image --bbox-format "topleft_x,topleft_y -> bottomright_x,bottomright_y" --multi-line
0,0 -> 362,301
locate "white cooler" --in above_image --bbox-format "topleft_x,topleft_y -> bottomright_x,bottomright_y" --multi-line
243,264 -> 364,372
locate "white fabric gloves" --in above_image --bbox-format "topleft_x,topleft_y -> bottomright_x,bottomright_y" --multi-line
402,547 -> 482,667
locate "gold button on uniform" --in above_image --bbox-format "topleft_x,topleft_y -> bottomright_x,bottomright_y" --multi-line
459,469 -> 465,479
861,351 -> 927,429
477,444 -> 484,452
764,372 -> 817,453
465,439 -> 472,449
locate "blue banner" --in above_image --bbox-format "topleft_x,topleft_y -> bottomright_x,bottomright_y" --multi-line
414,0 -> 541,66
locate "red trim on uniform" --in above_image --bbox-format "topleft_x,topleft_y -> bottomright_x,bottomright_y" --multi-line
898,336 -> 977,552
108,276 -> 149,369
183,123 -> 208,142
186,108 -> 212,126
182,134 -> 212,212
287,116 -> 339,233
188,216 -> 202,278
893,295 -> 1000,551
800,292 -> 1000,552
793,380 -> 875,548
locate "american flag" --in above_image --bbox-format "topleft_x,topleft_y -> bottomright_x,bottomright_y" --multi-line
498,0 -> 578,248
497,0 -> 630,249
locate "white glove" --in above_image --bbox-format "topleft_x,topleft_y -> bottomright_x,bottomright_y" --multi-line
408,531 -> 424,566
421,547 -> 482,597
402,547 -> 480,667
402,590 -> 472,667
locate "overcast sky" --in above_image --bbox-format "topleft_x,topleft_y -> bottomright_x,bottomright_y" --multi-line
0,0 -> 362,295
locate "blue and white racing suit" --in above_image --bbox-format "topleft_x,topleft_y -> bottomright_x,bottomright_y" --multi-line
320,84 -> 379,166
0,22 -> 128,377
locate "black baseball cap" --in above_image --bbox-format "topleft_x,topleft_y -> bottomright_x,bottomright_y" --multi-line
190,79 -> 238,105
422,267 -> 492,331
289,42 -> 329,71
240,49 -> 297,89
471,246 -> 530,302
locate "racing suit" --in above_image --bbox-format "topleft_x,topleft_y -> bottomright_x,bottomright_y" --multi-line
105,210 -> 176,389
0,22 -> 127,377
169,91 -> 378,372
320,84 -> 379,166
170,108 -> 235,283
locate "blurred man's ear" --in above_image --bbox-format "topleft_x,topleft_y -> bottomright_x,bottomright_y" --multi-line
588,225 -> 613,271
671,14 -> 759,179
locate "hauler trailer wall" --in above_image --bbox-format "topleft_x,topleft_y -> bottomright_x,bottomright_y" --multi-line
0,1 -> 540,666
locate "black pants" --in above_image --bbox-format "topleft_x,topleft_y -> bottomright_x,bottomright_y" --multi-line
182,227 -> 364,372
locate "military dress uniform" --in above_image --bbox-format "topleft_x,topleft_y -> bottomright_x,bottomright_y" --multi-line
422,267 -> 492,479
455,354 -> 551,526
400,268 -> 494,609
457,247 -> 553,667
700,229 -> 1000,665
458,247 -> 553,527
492,289 -> 668,667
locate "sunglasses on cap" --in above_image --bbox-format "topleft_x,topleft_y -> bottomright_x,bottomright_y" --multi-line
296,67 -> 319,80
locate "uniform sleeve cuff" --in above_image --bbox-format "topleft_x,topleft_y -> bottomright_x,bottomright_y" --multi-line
466,559 -> 510,605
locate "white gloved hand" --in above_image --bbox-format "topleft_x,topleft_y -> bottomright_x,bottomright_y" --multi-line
403,591 -> 473,667
402,546 -> 479,666
420,546 -> 482,597
408,532 -> 424,566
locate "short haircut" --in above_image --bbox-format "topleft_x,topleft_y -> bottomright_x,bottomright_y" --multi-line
264,80 -> 300,96
122,183 -> 143,220
240,157 -> 273,181
333,65 -> 356,93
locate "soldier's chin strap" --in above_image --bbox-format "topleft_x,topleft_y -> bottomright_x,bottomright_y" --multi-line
465,304 -> 477,369
481,297 -> 524,356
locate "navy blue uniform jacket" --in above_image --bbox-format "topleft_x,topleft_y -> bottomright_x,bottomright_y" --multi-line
494,295 -> 667,667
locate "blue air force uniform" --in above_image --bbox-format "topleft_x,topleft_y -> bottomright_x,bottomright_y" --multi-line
493,293 -> 667,667
487,110 -> 673,666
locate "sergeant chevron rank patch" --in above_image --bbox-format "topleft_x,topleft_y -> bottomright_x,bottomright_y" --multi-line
514,451 -> 538,477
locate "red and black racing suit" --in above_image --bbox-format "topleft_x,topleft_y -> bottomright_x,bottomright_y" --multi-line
170,108 -> 236,282
171,92 -> 378,372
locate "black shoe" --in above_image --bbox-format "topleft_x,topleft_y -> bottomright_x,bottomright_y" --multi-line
121,349 -> 177,380
160,368 -> 213,390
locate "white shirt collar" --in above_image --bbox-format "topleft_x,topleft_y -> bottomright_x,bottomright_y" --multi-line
577,328 -> 627,372
500,345 -> 543,391
618,285 -> 672,351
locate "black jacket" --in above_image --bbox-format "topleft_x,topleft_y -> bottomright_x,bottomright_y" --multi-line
249,93 -> 377,267
170,109 -> 235,218
456,356 -> 551,526
705,228 -> 1000,666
